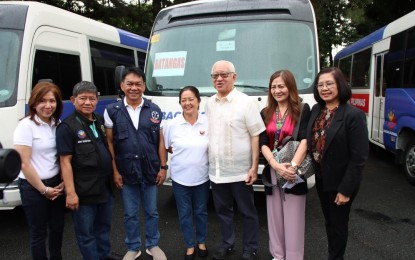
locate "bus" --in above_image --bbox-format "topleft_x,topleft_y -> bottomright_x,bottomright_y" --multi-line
0,1 -> 148,209
334,10 -> 415,183
144,0 -> 319,191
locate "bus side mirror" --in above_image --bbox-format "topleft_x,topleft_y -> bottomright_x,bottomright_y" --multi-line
115,65 -> 126,100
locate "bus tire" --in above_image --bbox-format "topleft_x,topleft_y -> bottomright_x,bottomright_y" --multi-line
403,142 -> 415,184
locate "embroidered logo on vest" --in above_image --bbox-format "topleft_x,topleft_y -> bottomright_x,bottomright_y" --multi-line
150,111 -> 160,123
77,130 -> 86,139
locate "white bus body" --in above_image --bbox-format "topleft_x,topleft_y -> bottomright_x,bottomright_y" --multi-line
144,0 -> 319,191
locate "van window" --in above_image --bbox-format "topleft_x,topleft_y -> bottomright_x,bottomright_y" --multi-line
0,30 -> 21,107
32,50 -> 82,100
90,40 -> 135,96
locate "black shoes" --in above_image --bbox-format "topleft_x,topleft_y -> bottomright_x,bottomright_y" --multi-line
212,246 -> 234,260
240,250 -> 257,260
197,246 -> 208,258
184,246 -> 208,259
184,247 -> 195,260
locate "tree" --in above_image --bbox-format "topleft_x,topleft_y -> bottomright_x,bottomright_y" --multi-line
311,0 -> 371,67
30,0 -> 154,37
357,0 -> 415,36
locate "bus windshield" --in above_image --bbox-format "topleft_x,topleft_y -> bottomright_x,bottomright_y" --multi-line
0,30 -> 21,107
145,21 -> 316,96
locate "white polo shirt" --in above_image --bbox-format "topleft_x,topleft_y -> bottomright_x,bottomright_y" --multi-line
13,115 -> 59,179
163,114 -> 209,186
205,88 -> 265,183
104,97 -> 144,130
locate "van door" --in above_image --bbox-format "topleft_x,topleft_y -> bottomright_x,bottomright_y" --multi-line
371,53 -> 386,144
29,27 -> 87,100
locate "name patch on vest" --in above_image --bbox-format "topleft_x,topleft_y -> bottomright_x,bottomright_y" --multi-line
77,139 -> 92,144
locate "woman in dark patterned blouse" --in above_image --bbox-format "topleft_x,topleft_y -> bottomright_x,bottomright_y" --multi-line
307,67 -> 369,260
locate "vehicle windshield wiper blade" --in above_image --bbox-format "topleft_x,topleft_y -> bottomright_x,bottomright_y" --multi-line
234,84 -> 268,91
154,84 -> 180,92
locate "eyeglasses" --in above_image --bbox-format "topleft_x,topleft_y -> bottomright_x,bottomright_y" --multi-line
124,81 -> 144,88
317,81 -> 336,89
210,72 -> 234,79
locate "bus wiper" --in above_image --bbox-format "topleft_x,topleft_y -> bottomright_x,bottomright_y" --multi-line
154,84 -> 180,92
234,84 -> 268,91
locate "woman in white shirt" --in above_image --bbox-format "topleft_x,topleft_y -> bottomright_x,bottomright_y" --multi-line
14,82 -> 65,260
163,86 -> 209,260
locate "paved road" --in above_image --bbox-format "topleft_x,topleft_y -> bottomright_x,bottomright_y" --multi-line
1,144 -> 415,259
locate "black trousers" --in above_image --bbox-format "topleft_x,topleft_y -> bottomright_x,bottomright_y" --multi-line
316,179 -> 355,260
210,181 -> 259,253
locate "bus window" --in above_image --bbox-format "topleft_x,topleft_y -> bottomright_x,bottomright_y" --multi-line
146,21 -> 316,96
32,50 -> 82,100
375,54 -> 388,97
351,48 -> 371,88
90,40 -> 135,96
0,30 -> 21,107
385,32 -> 405,88
338,56 -> 352,85
404,29 -> 415,87
137,51 -> 146,71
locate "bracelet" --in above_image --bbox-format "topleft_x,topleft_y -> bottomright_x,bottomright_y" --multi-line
41,186 -> 49,195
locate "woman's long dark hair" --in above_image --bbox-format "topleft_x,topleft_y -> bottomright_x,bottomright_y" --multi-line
263,70 -> 301,126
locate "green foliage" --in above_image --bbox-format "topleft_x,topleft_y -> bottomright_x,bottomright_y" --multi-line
312,0 -> 361,67
313,0 -> 415,68
27,0 -> 155,37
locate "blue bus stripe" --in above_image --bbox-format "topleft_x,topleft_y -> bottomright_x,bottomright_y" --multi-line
117,28 -> 148,50
335,26 -> 386,60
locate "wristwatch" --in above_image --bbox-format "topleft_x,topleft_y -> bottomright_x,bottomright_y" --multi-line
291,161 -> 298,171
160,165 -> 168,170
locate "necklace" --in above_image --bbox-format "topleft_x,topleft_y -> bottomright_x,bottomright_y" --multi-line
273,106 -> 288,149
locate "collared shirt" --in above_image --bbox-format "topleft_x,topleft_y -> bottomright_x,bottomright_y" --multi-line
104,97 -> 144,130
206,88 -> 265,183
163,114 -> 209,186
13,115 -> 59,179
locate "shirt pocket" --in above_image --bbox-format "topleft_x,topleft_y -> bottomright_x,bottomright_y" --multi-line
116,123 -> 129,140
149,124 -> 159,144
75,144 -> 98,168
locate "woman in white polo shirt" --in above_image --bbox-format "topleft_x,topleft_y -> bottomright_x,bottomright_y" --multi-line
14,82 -> 66,260
163,86 -> 209,260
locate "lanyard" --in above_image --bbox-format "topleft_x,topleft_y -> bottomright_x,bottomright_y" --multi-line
273,106 -> 288,150
89,122 -> 99,138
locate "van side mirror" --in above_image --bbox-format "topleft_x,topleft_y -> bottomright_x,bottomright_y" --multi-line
0,148 -> 21,183
114,65 -> 126,100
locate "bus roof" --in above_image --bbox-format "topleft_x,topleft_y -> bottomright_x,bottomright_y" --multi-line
0,1 -> 148,49
384,9 -> 415,38
335,26 -> 385,60
335,10 -> 415,61
153,0 -> 314,31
